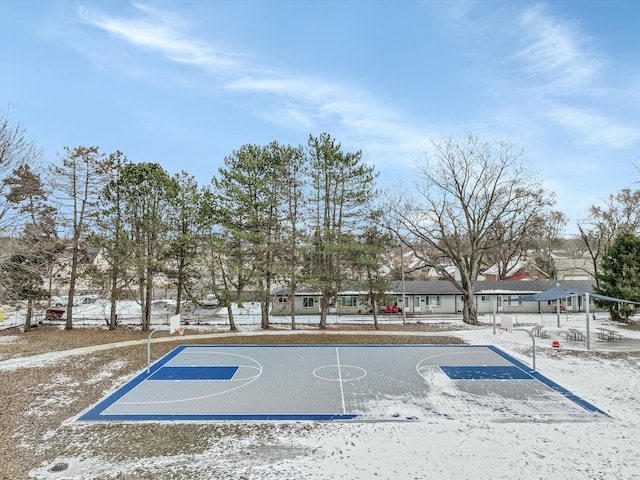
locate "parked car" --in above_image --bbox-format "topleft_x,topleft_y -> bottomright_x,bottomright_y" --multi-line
200,294 -> 219,308
50,296 -> 68,307
50,293 -> 99,307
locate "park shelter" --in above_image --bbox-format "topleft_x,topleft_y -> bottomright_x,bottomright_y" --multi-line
517,284 -> 640,350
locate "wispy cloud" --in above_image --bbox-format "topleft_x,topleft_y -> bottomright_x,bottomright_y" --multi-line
546,106 -> 639,148
225,75 -> 428,156
76,3 -> 427,163
77,3 -> 251,76
514,5 -> 603,91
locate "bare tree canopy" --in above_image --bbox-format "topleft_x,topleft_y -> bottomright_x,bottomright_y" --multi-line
0,109 -> 43,235
49,146 -> 107,329
577,188 -> 640,287
386,134 -> 554,324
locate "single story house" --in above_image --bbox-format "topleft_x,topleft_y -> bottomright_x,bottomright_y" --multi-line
271,280 -> 596,316
271,288 -> 371,316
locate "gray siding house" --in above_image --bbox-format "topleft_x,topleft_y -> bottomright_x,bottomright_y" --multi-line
271,280 -> 595,316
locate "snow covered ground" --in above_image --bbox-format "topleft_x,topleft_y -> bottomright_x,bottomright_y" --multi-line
4,306 -> 640,479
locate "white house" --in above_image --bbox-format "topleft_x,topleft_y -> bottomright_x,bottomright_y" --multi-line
271,280 -> 596,316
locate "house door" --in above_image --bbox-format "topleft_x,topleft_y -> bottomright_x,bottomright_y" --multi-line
414,296 -> 421,313
497,295 -> 503,313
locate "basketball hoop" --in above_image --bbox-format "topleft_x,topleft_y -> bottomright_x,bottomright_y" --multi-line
175,327 -> 186,336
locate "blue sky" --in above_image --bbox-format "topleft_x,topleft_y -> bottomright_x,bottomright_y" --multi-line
1,0 -> 639,235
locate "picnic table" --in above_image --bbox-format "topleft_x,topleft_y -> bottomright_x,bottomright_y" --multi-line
596,327 -> 622,341
531,325 -> 548,338
566,328 -> 586,341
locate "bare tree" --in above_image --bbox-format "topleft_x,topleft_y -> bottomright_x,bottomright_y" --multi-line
576,188 -> 640,287
387,134 -> 553,324
49,146 -> 106,330
530,210 -> 567,278
0,109 -> 43,235
2,164 -> 58,330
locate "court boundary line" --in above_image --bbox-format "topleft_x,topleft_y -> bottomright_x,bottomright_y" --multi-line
75,344 -> 608,422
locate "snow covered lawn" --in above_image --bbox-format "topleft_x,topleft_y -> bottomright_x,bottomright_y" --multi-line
2,312 -> 640,479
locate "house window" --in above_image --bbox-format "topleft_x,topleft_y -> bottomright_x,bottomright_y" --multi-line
481,295 -> 491,302
425,296 -> 441,306
302,297 -> 314,308
506,296 -> 522,306
340,296 -> 358,307
278,297 -> 288,303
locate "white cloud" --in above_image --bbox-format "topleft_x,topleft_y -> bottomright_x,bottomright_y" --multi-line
75,4 -> 431,167
546,106 -> 639,148
77,4 -> 250,76
226,76 -> 427,158
514,5 -> 603,91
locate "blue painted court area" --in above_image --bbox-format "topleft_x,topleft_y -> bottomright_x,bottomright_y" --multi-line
77,345 -> 607,423
148,366 -> 239,381
440,365 -> 533,380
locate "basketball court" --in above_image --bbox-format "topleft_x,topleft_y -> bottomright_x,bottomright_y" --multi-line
76,344 -> 607,422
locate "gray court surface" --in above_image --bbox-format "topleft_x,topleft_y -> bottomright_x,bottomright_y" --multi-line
77,345 -> 607,422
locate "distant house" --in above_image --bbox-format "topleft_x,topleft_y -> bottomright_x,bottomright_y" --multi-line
425,265 -> 461,281
272,279 -> 595,316
482,261 -> 550,281
44,243 -> 101,296
272,288 -> 322,316
395,279 -> 595,315
271,288 -> 375,316
552,251 -> 594,281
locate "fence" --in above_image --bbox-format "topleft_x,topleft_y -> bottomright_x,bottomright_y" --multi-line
36,311 -> 465,329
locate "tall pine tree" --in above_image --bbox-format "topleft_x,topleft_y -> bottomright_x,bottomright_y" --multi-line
595,232 -> 640,322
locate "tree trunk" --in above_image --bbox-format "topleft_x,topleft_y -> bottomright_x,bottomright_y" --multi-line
319,294 -> 330,330
109,298 -> 118,330
109,268 -> 118,330
289,283 -> 296,330
370,292 -> 379,330
227,304 -> 237,331
260,300 -> 270,330
175,280 -> 182,315
462,288 -> 478,325
65,237 -> 81,330
143,274 -> 153,330
261,278 -> 270,330
23,298 -> 33,333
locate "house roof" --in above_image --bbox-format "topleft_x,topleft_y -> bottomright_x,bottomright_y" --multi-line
517,284 -> 640,305
388,279 -> 593,295
274,279 -> 595,297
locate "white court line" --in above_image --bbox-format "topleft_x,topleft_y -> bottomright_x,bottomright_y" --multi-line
335,347 -> 346,414
120,351 -> 263,405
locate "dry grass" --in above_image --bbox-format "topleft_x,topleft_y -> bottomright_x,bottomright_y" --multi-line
0,322 -> 464,479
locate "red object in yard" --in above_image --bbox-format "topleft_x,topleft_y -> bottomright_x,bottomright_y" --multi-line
552,340 -> 560,348
45,308 -> 65,320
